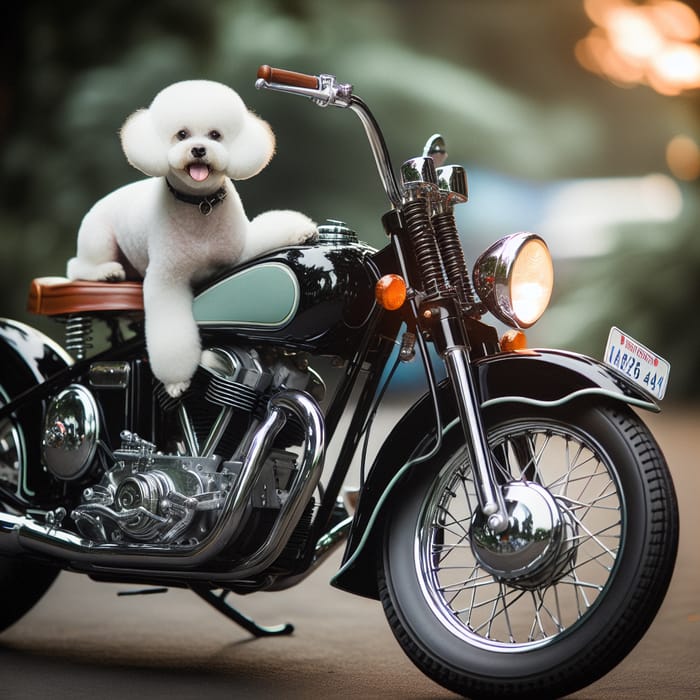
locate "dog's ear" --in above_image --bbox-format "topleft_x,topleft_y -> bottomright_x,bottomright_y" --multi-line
120,109 -> 170,177
225,111 -> 276,181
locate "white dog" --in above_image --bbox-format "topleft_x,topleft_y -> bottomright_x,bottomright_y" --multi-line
67,80 -> 317,397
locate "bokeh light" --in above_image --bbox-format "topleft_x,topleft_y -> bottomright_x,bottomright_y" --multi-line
576,0 -> 700,94
666,134 -> 700,179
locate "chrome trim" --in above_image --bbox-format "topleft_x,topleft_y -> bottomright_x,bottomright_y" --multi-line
400,157 -> 438,189
317,220 -> 359,245
422,134 -> 448,167
88,362 -> 131,389
472,232 -> 552,329
41,384 -> 99,481
436,165 -> 468,207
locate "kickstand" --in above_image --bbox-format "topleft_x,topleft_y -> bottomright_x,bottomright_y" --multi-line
192,586 -> 294,638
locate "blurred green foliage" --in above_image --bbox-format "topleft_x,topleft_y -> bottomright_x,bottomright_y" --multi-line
0,0 -> 697,398
545,191 -> 700,399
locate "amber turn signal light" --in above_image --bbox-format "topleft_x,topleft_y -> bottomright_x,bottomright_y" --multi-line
500,329 -> 527,351
375,274 -> 407,311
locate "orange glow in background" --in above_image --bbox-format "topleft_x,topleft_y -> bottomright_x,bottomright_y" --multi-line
576,0 -> 700,95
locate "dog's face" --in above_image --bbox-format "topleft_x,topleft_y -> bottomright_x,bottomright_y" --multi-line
120,80 -> 276,191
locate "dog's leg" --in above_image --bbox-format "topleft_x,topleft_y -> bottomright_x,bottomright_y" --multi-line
241,210 -> 317,262
67,214 -> 126,282
143,272 -> 201,398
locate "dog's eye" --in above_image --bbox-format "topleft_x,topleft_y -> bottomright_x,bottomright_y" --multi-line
208,130 -> 222,141
176,130 -> 189,141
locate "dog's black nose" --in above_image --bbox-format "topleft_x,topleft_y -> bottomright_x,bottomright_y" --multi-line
191,146 -> 206,159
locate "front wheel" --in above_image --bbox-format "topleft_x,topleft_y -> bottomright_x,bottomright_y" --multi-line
378,402 -> 678,699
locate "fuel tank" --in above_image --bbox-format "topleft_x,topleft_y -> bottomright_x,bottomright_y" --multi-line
193,229 -> 382,357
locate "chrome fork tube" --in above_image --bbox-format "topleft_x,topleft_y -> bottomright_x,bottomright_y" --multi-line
444,347 -> 509,533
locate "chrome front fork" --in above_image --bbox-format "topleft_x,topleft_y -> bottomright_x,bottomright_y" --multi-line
444,347 -> 509,533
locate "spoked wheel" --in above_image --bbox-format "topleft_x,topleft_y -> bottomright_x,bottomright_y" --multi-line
378,402 -> 678,699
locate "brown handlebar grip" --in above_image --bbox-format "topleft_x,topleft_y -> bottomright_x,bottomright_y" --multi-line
257,65 -> 319,90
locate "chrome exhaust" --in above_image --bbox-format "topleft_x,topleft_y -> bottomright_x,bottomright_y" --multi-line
0,389 -> 325,579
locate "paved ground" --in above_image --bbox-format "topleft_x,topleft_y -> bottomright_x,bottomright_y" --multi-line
0,405 -> 698,699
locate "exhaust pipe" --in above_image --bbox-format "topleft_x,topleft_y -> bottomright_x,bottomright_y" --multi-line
0,389 -> 324,579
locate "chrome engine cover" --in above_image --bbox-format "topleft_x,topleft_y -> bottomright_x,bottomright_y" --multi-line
42,384 -> 99,480
71,431 -> 236,544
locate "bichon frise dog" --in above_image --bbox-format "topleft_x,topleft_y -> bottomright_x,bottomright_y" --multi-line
67,80 -> 317,397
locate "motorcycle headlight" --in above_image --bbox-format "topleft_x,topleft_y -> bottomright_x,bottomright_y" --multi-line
472,232 -> 554,328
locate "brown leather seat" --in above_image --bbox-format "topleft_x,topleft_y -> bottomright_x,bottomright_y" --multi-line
27,277 -> 144,316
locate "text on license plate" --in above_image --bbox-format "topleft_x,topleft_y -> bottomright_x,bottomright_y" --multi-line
604,327 -> 670,400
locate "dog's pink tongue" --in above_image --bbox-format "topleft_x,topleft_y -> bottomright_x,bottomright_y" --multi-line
188,164 -> 209,182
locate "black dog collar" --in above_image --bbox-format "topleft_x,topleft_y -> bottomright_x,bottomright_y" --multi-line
165,179 -> 227,216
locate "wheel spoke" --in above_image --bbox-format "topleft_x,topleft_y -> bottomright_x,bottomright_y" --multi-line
418,416 -> 624,649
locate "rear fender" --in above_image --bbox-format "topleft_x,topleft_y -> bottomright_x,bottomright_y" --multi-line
0,319 -> 72,499
0,318 -> 73,388
330,348 -> 658,599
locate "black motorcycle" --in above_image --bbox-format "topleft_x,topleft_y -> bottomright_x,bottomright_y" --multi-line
0,65 -> 678,699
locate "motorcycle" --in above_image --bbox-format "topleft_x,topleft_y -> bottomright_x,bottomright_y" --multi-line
0,65 -> 678,699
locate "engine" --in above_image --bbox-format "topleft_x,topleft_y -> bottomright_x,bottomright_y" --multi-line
70,431 -> 238,544
41,345 -> 325,548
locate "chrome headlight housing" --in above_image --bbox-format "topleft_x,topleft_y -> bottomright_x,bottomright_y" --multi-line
472,232 -> 554,328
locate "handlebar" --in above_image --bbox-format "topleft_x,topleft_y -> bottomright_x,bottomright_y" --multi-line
255,64 -> 353,108
257,65 -> 319,90
255,65 -> 402,206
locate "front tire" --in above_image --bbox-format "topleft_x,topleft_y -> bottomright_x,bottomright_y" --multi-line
378,402 -> 678,699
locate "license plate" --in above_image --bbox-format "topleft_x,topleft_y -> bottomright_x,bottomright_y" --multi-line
604,327 -> 670,400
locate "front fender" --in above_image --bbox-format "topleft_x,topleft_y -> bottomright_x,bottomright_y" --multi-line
475,347 -> 658,413
331,348 -> 657,599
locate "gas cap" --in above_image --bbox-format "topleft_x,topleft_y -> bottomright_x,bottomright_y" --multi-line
317,219 -> 358,245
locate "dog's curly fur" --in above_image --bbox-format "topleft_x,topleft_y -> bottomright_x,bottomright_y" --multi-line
67,80 -> 317,397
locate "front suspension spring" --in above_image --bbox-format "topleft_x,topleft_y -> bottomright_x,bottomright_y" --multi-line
432,211 -> 476,306
403,199 -> 445,296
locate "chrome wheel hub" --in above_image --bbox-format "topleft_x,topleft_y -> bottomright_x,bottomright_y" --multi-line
470,481 -> 577,590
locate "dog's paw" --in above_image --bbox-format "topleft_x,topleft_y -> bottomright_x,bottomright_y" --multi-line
287,221 -> 317,246
164,380 -> 191,399
96,262 -> 126,282
300,226 -> 318,244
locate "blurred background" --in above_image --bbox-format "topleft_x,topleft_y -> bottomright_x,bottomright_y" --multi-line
0,0 -> 698,400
